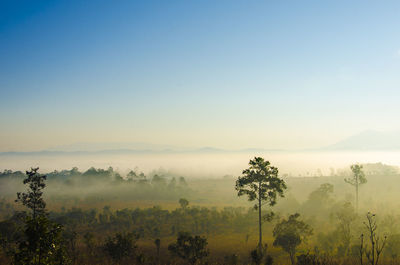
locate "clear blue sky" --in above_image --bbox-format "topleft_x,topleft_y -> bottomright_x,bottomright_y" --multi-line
1,0 -> 400,151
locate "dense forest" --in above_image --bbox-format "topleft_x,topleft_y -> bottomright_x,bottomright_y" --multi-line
1,159 -> 400,264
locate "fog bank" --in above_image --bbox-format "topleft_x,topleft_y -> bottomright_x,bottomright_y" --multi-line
1,151 -> 400,177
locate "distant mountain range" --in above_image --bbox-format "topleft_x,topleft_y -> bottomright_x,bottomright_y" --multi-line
2,130 -> 400,155
323,130 -> 400,150
45,142 -> 279,153
0,142 -> 279,156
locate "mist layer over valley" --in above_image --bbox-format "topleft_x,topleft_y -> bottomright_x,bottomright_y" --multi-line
2,150 -> 400,178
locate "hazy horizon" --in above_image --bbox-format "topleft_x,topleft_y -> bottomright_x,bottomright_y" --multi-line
2,150 -> 400,178
3,129 -> 400,153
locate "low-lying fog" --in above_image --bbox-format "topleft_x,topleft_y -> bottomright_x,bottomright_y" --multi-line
1,151 -> 399,177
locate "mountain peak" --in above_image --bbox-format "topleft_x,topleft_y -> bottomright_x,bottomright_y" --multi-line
326,130 -> 400,150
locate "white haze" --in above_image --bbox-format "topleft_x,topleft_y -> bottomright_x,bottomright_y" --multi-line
1,151 -> 400,177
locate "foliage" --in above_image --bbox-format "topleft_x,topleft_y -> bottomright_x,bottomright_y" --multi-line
168,231 -> 209,265
250,244 -> 273,265
14,215 -> 68,265
83,232 -> 95,257
235,157 -> 286,209
307,183 -> 334,203
273,213 -> 312,265
13,168 -> 69,265
179,198 -> 189,209
103,232 -> 139,263
344,164 -> 367,211
296,252 -> 338,265
301,183 -> 335,218
345,164 -> 367,186
235,157 -> 286,250
16,168 -> 47,219
334,202 -> 357,256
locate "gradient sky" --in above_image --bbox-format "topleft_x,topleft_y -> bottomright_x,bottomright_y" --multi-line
1,0 -> 400,151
